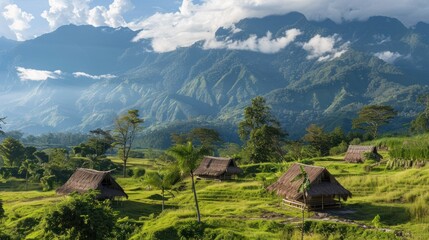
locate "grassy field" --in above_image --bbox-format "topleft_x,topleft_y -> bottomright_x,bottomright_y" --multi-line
1,153 -> 429,239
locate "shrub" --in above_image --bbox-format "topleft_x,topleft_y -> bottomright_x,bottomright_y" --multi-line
372,214 -> 382,228
329,141 -> 348,155
176,221 -> 206,240
349,138 -> 361,145
409,194 -> 429,222
43,191 -> 118,240
132,168 -> 146,178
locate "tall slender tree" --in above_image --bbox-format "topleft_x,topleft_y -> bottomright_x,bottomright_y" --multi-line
352,105 -> 397,139
112,110 -> 144,177
238,96 -> 286,162
292,165 -> 311,240
167,142 -> 207,222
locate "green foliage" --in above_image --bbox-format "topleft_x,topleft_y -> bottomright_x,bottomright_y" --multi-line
410,94 -> 429,133
304,221 -> 400,240
167,142 -> 207,176
349,138 -> 361,145
238,96 -> 286,163
303,124 -> 331,156
408,194 -> 429,222
283,141 -> 319,161
330,140 -> 348,155
132,167 -> 146,178
0,198 -> 4,219
352,105 -> 397,139
43,191 -> 118,240
0,137 -> 25,167
113,109 -> 144,177
176,221 -> 206,240
372,214 -> 382,228
203,228 -> 245,240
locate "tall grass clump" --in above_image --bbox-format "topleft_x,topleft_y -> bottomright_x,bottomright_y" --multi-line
408,194 -> 429,222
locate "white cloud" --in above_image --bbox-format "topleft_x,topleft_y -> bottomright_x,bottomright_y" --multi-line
88,0 -> 134,28
41,0 -> 89,29
73,72 -> 117,79
2,4 -> 34,41
374,51 -> 402,63
41,0 -> 133,29
204,29 -> 302,54
16,67 -> 62,81
302,34 -> 348,61
131,0 -> 429,53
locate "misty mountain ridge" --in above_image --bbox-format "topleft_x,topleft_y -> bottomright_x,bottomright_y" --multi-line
0,12 -> 428,142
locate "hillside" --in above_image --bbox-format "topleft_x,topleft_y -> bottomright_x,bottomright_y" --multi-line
1,152 -> 428,239
0,12 -> 429,138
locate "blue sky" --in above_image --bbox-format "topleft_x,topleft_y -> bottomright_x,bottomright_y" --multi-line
1,0 -> 428,52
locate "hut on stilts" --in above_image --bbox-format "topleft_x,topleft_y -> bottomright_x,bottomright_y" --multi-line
267,163 -> 351,210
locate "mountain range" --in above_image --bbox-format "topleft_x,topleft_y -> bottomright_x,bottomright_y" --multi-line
0,12 -> 428,142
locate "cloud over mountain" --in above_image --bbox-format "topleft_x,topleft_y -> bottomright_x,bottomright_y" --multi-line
16,67 -> 62,81
204,29 -> 302,54
41,0 -> 133,29
302,35 -> 348,61
131,0 -> 429,53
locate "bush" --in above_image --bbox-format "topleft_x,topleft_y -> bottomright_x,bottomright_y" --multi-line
349,138 -> 361,145
43,191 -> 118,240
0,167 -> 23,179
132,168 -> 146,178
176,221 -> 206,240
330,141 -> 348,155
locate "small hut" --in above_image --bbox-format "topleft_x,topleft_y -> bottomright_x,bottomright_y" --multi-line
56,168 -> 128,200
193,156 -> 242,180
344,145 -> 382,163
267,163 -> 351,210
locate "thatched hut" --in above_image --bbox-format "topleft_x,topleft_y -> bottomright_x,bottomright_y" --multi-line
267,163 -> 351,210
56,168 -> 128,200
344,145 -> 382,163
193,156 -> 242,180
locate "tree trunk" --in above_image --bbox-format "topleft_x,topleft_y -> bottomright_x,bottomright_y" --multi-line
190,172 -> 201,222
123,158 -> 127,177
162,188 -> 165,211
25,171 -> 28,191
302,194 -> 306,240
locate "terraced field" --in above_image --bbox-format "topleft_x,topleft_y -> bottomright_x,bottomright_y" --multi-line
1,156 -> 429,239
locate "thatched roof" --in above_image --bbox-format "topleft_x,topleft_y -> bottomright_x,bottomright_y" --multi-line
56,168 -> 128,199
193,156 -> 242,177
267,163 -> 351,201
344,145 -> 381,163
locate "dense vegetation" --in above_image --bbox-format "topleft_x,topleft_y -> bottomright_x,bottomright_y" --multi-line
1,96 -> 429,239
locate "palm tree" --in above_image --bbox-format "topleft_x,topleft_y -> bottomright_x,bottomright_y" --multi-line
19,159 -> 35,190
144,167 -> 180,211
167,142 -> 207,222
292,165 -> 311,240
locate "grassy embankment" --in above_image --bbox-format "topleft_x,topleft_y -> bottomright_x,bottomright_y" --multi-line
1,137 -> 429,239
